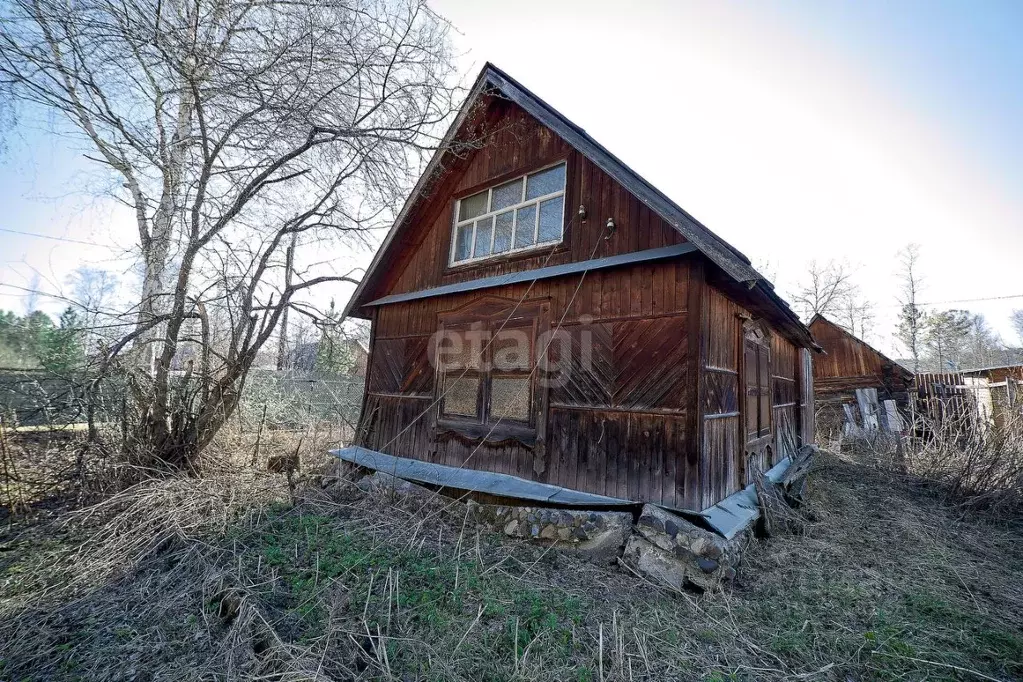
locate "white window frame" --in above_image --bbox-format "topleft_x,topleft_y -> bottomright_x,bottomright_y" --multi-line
449,161 -> 567,266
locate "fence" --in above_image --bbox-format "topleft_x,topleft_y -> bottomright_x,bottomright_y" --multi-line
0,370 -> 124,428
913,372 -> 979,431
239,369 -> 364,430
0,368 -> 365,431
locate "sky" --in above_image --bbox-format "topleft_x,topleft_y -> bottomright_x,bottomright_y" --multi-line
1,0 -> 1022,355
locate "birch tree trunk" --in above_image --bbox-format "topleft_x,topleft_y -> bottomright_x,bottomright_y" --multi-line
0,0 -> 460,469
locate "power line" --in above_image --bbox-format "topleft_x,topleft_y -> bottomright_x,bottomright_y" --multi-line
917,293 -> 1023,306
0,227 -> 105,247
872,293 -> 1023,309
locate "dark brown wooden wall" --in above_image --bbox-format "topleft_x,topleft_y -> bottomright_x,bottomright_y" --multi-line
809,316 -> 911,399
363,261 -> 698,509
698,288 -> 806,508
362,97 -> 687,303
771,332 -> 800,462
700,286 -> 743,508
363,257 -> 810,513
357,95 -> 814,512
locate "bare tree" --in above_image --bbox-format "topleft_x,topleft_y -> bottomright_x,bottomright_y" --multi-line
838,294 -> 875,340
895,244 -> 925,373
1012,309 -> 1023,346
275,234 -> 297,371
67,266 -> 120,354
792,259 -> 858,320
21,273 -> 41,314
962,313 -> 1004,369
0,0 -> 459,468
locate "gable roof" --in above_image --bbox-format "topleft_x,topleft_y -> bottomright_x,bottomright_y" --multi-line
345,64 -> 812,345
961,362 -> 1023,376
809,314 -> 913,380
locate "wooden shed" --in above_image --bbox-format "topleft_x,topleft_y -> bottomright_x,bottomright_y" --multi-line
341,64 -> 818,525
808,314 -> 913,436
960,364 -> 1022,431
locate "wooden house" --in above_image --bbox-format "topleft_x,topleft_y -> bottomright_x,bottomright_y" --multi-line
808,314 -> 913,436
340,64 -> 818,524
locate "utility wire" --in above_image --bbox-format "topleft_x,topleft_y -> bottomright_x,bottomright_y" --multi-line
892,293 -> 1023,308
0,227 -> 105,247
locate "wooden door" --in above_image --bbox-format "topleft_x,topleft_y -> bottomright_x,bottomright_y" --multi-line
742,322 -> 772,482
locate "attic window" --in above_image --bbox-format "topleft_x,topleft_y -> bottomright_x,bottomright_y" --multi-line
450,162 -> 566,265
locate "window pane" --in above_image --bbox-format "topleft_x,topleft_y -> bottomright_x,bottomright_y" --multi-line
538,196 -> 564,243
458,191 -> 488,222
526,163 -> 566,200
493,327 -> 532,371
473,216 -> 493,258
439,330 -> 482,370
443,375 -> 480,418
492,210 -> 514,254
491,178 -> 523,211
514,204 -> 537,249
491,376 -> 531,421
453,223 -> 473,261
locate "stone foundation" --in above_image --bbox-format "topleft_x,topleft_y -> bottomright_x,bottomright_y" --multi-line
467,502 -> 633,564
351,471 -> 794,590
623,505 -> 749,591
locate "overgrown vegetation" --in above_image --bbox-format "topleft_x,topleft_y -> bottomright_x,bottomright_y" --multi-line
1,448 -> 1021,681
851,412 -> 1023,522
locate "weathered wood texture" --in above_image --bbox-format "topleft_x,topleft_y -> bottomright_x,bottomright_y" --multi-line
700,287 -> 742,507
961,366 -> 1023,431
809,315 -> 912,397
696,289 -> 812,508
360,97 -> 687,303
356,97 -> 815,512
914,372 -> 977,426
809,315 -> 910,440
799,348 -> 815,446
772,333 -> 799,462
363,262 -> 697,509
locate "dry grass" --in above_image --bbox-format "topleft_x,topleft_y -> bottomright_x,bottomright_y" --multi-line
851,412 -> 1023,520
1,447 -> 1021,681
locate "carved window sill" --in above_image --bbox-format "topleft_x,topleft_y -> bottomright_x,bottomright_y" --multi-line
435,418 -> 536,448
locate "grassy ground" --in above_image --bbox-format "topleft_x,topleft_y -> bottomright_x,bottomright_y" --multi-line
0,449 -> 1021,681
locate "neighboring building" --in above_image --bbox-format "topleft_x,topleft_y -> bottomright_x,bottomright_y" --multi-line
287,338 -> 369,377
341,64 -> 818,521
960,364 -> 1022,430
808,314 -> 913,436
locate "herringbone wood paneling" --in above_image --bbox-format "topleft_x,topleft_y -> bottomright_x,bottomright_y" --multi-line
368,336 -> 433,396
612,317 -> 688,411
549,316 -> 688,412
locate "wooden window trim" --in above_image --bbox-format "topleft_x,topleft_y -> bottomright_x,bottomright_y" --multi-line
448,160 -> 568,267
433,299 -> 550,448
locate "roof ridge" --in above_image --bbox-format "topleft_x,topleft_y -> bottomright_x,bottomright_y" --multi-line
345,63 -> 786,324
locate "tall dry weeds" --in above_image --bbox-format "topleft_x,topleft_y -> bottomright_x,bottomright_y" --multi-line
852,410 -> 1023,520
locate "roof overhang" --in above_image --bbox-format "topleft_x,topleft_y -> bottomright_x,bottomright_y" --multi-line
362,243 -> 696,308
